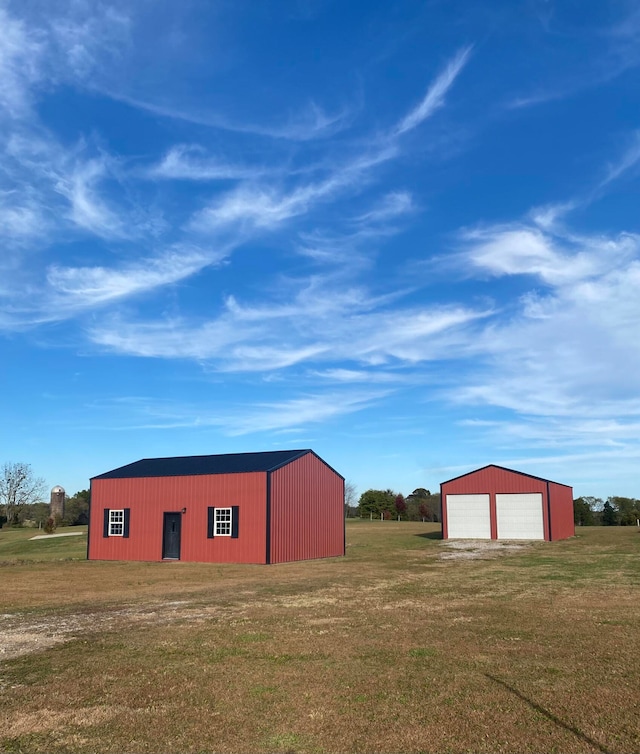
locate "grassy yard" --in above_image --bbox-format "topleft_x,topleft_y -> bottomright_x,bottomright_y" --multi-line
0,522 -> 638,753
0,526 -> 88,565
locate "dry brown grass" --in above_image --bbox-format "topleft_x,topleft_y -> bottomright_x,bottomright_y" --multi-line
1,522 -> 639,753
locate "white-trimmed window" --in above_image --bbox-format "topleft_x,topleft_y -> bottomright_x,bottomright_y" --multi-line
215,507 -> 232,536
109,509 -> 125,536
207,506 -> 239,539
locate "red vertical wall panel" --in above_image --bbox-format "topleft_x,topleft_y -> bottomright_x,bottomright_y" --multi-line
548,481 -> 575,541
441,466 -> 574,541
270,453 -> 344,564
89,472 -> 267,563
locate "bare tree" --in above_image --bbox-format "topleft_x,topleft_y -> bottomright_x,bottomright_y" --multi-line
344,480 -> 358,517
0,462 -> 47,526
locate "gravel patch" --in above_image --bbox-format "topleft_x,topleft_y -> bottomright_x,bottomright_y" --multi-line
439,539 -> 531,560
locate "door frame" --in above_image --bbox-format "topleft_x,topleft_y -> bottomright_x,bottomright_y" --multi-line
162,511 -> 182,560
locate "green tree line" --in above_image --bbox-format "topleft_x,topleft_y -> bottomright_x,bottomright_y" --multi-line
355,488 -> 441,521
574,496 -> 640,526
351,486 -> 640,527
0,489 -> 91,529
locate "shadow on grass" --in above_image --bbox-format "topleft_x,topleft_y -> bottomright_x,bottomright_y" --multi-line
414,531 -> 443,540
485,673 -> 613,754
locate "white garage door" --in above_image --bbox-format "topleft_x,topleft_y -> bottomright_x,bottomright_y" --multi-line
496,493 -> 544,539
446,494 -> 491,539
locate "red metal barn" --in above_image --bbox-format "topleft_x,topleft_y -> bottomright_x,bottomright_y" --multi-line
88,450 -> 345,564
440,465 -> 574,541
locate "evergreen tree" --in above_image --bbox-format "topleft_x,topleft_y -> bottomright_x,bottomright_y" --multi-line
573,497 -> 595,526
601,500 -> 618,526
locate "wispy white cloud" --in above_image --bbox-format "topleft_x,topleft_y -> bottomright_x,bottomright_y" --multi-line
48,244 -> 220,309
54,157 -> 127,239
0,191 -> 51,241
84,315 -> 264,361
188,45 -> 469,236
0,4 -> 130,119
104,89 -> 352,142
221,344 -> 331,372
312,368 -> 410,384
447,223 -> 640,421
47,6 -> 131,81
527,133 -> 640,225
393,46 -> 472,136
295,229 -> 368,264
528,202 -> 576,231
90,388 -> 391,437
294,215 -> 404,266
189,184 -> 314,232
1,35 -> 473,333
247,100 -> 353,141
188,143 -> 399,234
0,240 -> 230,330
597,130 -> 640,189
223,390 -> 391,435
508,71 -> 629,111
508,7 -> 640,110
0,8 -> 43,118
351,306 -> 491,364
352,191 -> 414,225
87,281 -> 490,375
148,145 -> 266,182
459,415 -> 640,448
459,223 -> 639,286
223,283 -> 364,322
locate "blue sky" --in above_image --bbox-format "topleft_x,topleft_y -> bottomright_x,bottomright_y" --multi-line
2,0 -> 639,501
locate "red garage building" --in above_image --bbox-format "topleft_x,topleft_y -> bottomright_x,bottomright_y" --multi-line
88,449 -> 345,564
441,465 -> 574,541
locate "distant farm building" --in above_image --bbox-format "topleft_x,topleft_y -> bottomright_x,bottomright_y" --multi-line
441,465 -> 574,541
50,485 -> 65,519
88,450 -> 345,564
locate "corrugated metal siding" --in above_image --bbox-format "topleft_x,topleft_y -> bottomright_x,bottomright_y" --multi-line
548,481 -> 575,540
270,453 -> 344,564
441,466 -> 573,541
88,472 -> 267,563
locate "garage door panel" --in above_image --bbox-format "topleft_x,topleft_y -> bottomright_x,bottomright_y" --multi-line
496,493 -> 544,539
446,494 -> 491,539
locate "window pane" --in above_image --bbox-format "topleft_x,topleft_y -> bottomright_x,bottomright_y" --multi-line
215,507 -> 232,535
109,509 -> 124,536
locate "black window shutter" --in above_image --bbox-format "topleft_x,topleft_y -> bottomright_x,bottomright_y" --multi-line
123,509 -> 130,538
207,507 -> 215,538
103,509 -> 110,537
231,506 -> 239,539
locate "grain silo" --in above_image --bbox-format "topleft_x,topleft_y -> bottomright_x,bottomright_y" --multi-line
50,485 -> 65,520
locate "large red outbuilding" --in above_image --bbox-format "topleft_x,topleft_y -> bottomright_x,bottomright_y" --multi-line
88,449 -> 345,564
441,465 -> 574,541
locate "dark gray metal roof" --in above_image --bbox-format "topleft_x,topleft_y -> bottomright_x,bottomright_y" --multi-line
92,449 -> 312,480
